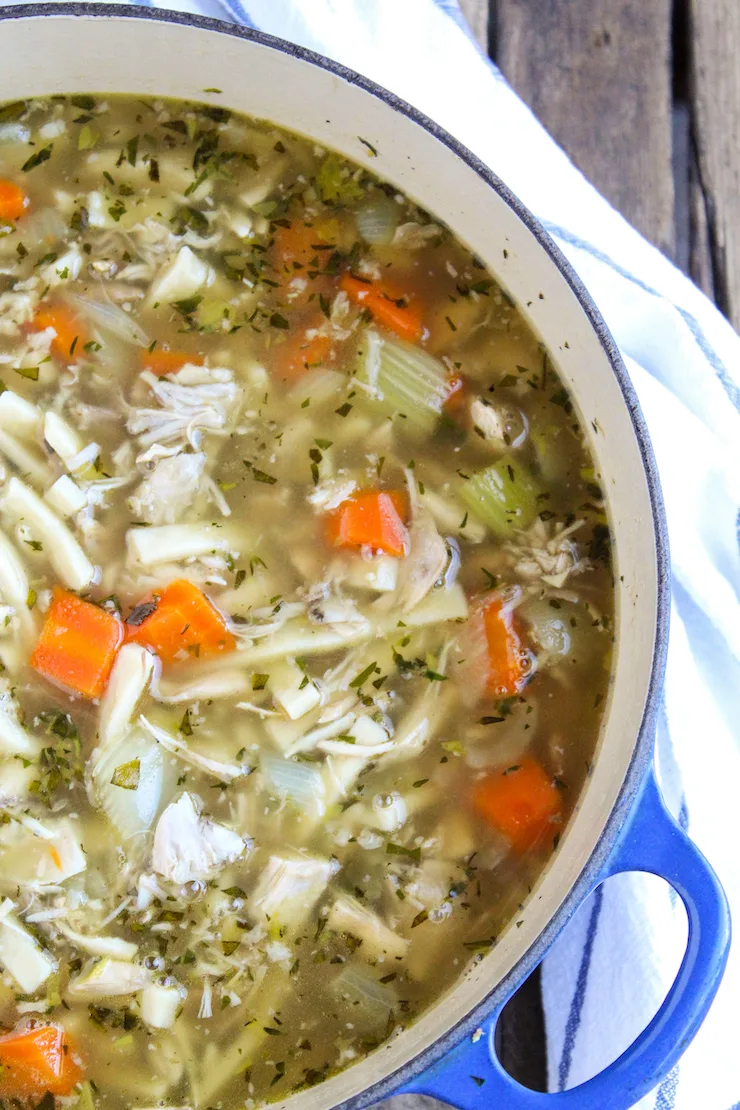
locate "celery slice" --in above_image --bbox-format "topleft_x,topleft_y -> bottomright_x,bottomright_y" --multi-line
459,456 -> 541,536
357,329 -> 449,436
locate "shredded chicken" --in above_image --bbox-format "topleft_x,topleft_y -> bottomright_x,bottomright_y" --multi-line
127,365 -> 243,450
129,452 -> 206,524
507,517 -> 588,588
152,793 -> 248,885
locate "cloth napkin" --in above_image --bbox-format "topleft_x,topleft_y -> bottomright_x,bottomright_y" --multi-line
5,0 -> 740,1106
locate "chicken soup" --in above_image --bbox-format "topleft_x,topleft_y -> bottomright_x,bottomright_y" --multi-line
0,93 -> 613,1107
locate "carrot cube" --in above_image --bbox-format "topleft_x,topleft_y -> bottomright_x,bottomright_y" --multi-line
126,578 -> 236,666
31,589 -> 123,700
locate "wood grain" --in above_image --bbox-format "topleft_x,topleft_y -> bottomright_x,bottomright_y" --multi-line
458,0 -> 489,52
493,0 -> 675,258
689,0 -> 740,325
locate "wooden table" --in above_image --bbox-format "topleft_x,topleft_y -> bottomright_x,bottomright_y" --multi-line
460,0 -> 740,327
451,0 -> 739,1091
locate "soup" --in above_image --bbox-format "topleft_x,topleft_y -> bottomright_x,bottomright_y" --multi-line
0,94 -> 612,1108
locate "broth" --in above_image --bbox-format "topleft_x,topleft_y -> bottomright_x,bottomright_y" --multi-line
0,94 -> 612,1108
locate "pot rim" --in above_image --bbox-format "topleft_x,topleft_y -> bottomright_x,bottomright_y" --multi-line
0,5 -> 672,1101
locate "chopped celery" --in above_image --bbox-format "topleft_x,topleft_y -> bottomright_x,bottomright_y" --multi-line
458,456 -> 541,536
357,329 -> 450,436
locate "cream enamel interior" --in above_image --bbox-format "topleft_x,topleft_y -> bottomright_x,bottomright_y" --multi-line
0,12 -> 660,1106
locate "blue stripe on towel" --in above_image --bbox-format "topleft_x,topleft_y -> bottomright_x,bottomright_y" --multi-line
558,884 -> 605,1090
216,0 -> 257,28
655,1064 -> 680,1109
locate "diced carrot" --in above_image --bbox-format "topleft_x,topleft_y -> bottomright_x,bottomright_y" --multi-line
0,179 -> 28,223
31,303 -> 89,363
471,756 -> 563,855
481,595 -> 530,697
0,1024 -> 83,1100
272,320 -> 334,381
271,218 -> 335,273
31,588 -> 123,700
326,491 -> 409,557
140,348 -> 203,377
126,579 -> 236,666
340,272 -> 423,344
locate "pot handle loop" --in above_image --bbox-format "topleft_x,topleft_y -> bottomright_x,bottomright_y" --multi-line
397,768 -> 730,1110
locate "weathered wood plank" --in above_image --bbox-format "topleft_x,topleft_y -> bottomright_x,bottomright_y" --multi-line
458,0 -> 489,52
689,0 -> 740,325
493,0 -> 675,258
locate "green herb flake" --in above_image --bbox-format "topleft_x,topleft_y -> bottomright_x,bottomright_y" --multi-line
172,294 -> 203,317
179,710 -> 193,737
252,673 -> 269,691
15,365 -> 40,382
252,468 -> 277,485
77,124 -> 99,151
110,759 -> 140,791
386,842 -> 421,862
22,145 -> 53,173
350,661 -> 377,688
335,402 -> 353,417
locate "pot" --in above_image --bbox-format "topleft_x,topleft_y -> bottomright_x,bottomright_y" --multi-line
0,8 -> 730,1108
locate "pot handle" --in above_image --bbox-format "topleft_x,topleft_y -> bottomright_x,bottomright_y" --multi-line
397,768 -> 730,1110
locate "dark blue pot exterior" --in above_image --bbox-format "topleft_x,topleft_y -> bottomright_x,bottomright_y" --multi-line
0,7 -> 728,1108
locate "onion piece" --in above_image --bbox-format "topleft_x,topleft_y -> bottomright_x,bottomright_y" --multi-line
90,726 -> 172,842
355,194 -> 400,246
67,293 -> 150,347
